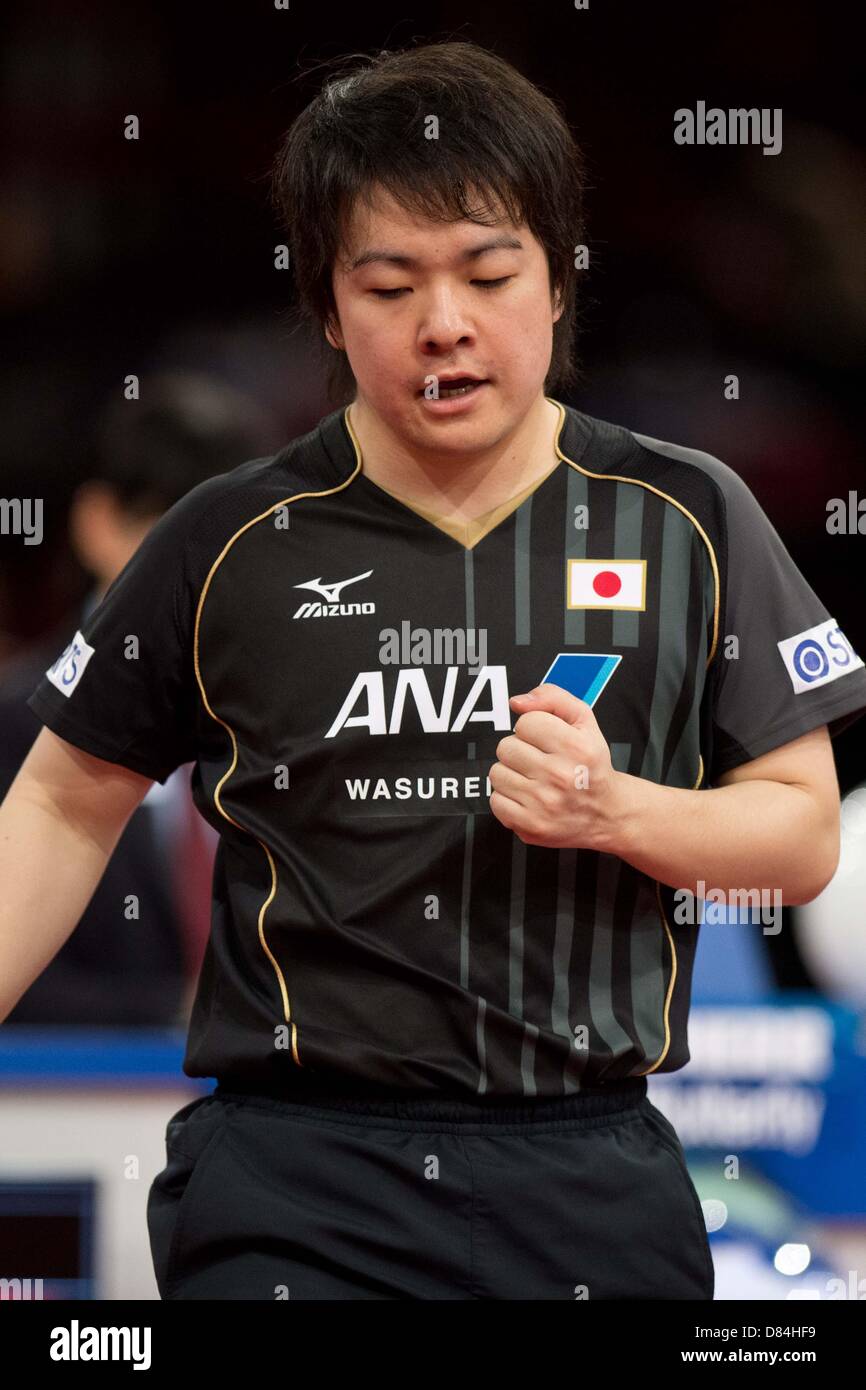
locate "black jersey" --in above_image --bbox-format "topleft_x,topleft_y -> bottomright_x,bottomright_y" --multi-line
26,399 -> 866,1096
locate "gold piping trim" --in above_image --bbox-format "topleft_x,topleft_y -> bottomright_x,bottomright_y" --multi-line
634,755 -> 704,1075
345,400 -> 566,550
372,454 -> 562,548
549,396 -> 717,1077
194,400 -> 716,1080
548,396 -> 721,668
192,434 -> 363,1066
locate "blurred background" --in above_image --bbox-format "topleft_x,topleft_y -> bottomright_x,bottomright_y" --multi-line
0,0 -> 863,1299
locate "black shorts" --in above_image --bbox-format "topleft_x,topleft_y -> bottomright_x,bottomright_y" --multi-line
146,1076 -> 714,1300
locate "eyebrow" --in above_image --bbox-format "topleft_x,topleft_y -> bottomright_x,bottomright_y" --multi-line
347,233 -> 524,273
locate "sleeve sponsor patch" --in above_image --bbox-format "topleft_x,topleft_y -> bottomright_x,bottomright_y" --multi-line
45,630 -> 96,698
777,619 -> 864,695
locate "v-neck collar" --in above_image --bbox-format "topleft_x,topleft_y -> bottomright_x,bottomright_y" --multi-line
337,395 -> 573,553
370,453 -> 563,549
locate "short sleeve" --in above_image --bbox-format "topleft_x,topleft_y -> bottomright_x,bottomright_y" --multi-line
26,488 -> 205,785
708,464 -> 866,780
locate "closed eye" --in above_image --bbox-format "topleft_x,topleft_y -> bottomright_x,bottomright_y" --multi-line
370,277 -> 514,299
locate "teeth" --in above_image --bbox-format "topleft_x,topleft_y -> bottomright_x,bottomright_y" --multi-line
438,382 -> 479,397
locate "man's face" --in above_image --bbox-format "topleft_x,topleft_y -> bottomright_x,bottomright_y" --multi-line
327,185 -> 563,456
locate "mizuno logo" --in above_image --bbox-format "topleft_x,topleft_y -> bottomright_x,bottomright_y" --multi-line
294,569 -> 373,602
292,568 -> 375,619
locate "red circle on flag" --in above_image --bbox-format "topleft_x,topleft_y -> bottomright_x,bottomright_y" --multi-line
592,570 -> 622,598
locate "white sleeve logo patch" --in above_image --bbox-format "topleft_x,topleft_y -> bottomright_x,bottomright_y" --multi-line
45,630 -> 96,697
778,618 -> 864,694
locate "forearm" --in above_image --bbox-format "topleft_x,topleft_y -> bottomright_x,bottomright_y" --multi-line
0,783 -> 116,1022
602,772 -> 837,906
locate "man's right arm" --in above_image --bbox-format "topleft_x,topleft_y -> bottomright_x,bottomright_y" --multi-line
0,727 -> 154,1022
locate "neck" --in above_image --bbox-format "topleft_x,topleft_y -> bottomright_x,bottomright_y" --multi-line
346,394 -> 563,522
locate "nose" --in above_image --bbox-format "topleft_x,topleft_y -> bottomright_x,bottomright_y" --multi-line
417,283 -> 476,354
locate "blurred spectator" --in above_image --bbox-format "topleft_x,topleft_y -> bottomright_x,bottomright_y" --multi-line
0,370 -> 273,1025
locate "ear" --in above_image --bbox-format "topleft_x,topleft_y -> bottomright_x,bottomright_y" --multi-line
325,314 -> 344,351
551,284 -> 564,323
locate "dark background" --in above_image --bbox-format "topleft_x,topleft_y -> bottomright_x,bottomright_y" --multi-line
2,0 -> 863,791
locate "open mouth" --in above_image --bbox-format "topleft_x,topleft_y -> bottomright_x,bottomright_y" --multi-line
418,377 -> 488,399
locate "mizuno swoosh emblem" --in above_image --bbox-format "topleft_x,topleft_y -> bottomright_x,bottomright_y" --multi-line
293,569 -> 374,603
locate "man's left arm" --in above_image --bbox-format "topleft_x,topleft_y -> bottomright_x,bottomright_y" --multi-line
604,724 -> 841,907
489,684 -> 841,907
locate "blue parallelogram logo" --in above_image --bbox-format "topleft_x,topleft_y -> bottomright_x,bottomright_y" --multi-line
539,653 -> 622,708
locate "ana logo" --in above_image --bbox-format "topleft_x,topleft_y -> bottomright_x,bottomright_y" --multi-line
325,665 -> 510,738
540,652 -> 622,706
325,654 -> 622,738
293,568 -> 375,619
778,619 -> 864,694
45,630 -> 95,698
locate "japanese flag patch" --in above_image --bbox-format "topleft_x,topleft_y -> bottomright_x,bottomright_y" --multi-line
567,558 -> 646,611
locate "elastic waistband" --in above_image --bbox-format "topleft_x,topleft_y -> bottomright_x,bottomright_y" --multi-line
212,1075 -> 648,1129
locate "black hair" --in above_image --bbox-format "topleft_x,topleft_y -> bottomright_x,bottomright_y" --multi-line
269,39 -> 589,404
88,371 -> 272,516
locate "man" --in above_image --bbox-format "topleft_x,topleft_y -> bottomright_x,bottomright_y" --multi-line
3,40 -> 865,1300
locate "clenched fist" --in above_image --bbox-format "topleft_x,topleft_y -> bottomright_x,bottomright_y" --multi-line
488,682 -> 626,851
